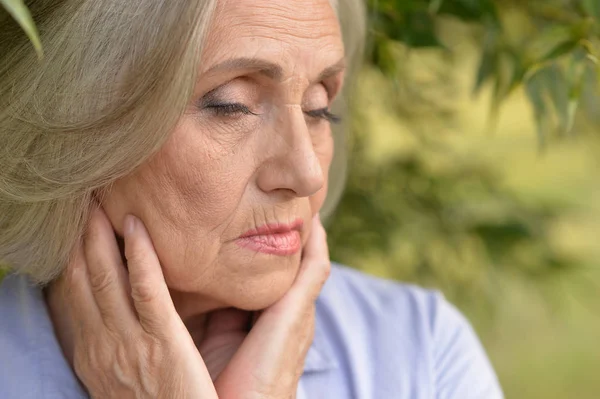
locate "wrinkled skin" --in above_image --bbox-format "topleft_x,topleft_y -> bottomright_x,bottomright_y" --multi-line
46,0 -> 345,397
103,0 -> 344,319
48,210 -> 331,398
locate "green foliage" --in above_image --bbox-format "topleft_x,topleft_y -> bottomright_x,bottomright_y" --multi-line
367,0 -> 600,143
1,0 -> 43,59
327,0 -> 600,305
2,0 -> 596,306
327,100 -> 580,305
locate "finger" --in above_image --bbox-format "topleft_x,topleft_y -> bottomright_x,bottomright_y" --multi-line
200,309 -> 250,381
57,238 -> 102,332
235,216 -> 327,356
214,306 -> 314,394
213,221 -> 328,392
123,214 -> 180,335
289,214 -> 331,303
84,207 -> 136,329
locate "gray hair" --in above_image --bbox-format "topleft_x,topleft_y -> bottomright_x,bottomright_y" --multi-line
0,0 -> 365,284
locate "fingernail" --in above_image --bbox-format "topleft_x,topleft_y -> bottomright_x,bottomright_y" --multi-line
124,215 -> 136,237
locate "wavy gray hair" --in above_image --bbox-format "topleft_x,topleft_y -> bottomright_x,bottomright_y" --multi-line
0,0 -> 365,284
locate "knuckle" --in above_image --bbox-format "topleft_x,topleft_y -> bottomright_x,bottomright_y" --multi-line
89,268 -> 117,294
125,239 -> 147,263
125,238 -> 152,269
73,339 -> 101,381
131,279 -> 159,304
114,340 -> 135,375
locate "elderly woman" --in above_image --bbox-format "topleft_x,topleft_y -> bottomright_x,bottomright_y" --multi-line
0,0 -> 503,398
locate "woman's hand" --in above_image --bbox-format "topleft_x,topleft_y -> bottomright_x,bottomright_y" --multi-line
51,207 -> 330,399
51,208 -> 218,399
209,215 -> 331,399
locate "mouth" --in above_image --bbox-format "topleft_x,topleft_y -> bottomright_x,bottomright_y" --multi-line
236,219 -> 303,256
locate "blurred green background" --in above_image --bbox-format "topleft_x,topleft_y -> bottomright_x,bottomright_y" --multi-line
327,1 -> 600,398
3,0 -> 600,397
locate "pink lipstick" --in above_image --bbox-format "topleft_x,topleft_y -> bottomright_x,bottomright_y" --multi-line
236,219 -> 303,256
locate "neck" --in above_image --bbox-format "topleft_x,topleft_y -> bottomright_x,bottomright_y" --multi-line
170,288 -> 227,346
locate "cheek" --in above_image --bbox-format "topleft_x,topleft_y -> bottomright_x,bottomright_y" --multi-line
103,119 -> 254,280
154,120 -> 252,226
310,130 -> 334,214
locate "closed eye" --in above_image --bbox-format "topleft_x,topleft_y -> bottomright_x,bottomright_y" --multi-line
203,102 -> 341,124
305,108 -> 341,124
204,102 -> 258,117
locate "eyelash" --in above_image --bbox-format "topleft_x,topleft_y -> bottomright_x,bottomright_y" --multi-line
305,108 -> 342,124
205,103 -> 341,124
205,103 -> 258,117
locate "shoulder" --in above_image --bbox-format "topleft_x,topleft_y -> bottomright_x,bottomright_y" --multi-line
0,274 -> 88,399
311,263 -> 504,398
318,263 -> 456,349
321,263 -> 441,321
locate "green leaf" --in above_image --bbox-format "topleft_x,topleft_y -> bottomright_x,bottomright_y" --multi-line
527,24 -> 578,64
473,28 -> 500,95
563,50 -> 589,134
1,0 -> 43,59
525,70 -> 550,147
524,50 -> 589,140
544,64 -> 570,134
540,40 -> 581,64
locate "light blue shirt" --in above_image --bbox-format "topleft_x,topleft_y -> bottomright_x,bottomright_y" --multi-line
0,264 -> 503,398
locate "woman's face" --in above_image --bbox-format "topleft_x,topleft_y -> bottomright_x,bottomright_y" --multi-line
104,0 -> 345,316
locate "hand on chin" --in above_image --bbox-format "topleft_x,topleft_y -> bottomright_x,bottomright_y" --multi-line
196,308 -> 253,381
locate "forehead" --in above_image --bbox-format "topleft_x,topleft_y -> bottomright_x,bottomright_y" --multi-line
200,0 -> 344,74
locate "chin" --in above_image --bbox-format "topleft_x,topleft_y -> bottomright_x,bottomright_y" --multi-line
165,250 -> 303,315
223,259 -> 300,311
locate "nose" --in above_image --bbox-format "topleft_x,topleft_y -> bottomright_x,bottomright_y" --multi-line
256,106 -> 325,198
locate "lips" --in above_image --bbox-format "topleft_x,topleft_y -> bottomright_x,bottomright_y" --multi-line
236,219 -> 303,256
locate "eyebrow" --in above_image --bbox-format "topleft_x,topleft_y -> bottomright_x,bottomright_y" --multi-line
202,57 -> 346,82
